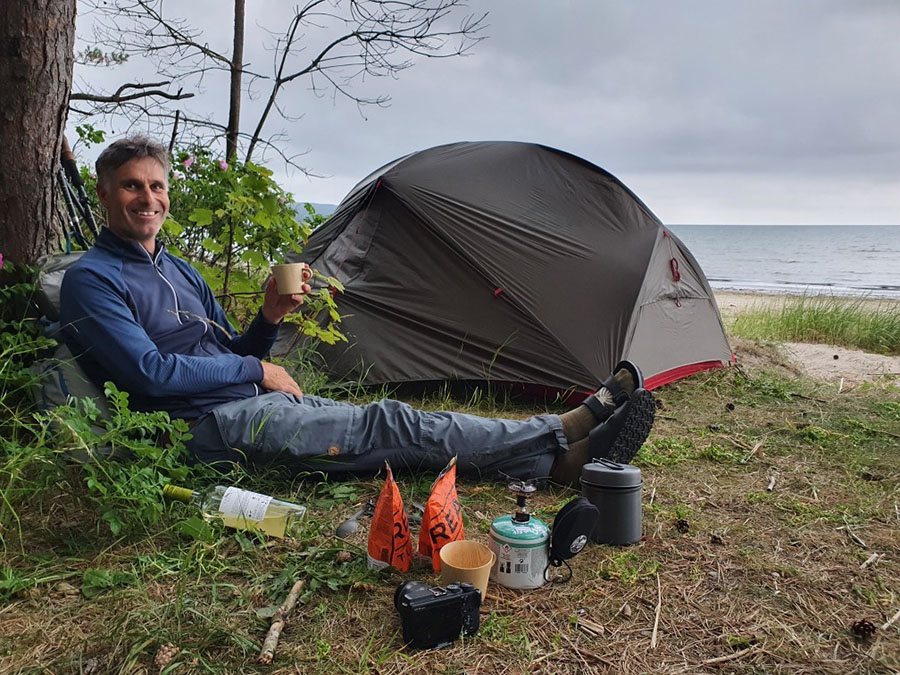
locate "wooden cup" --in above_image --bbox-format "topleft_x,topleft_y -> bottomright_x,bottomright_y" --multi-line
439,539 -> 495,600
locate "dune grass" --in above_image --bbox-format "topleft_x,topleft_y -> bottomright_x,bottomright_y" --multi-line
728,294 -> 900,355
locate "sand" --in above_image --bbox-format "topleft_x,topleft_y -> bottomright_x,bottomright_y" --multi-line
713,291 -> 900,386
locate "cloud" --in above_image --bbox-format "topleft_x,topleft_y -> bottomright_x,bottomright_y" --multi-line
71,0 -> 900,223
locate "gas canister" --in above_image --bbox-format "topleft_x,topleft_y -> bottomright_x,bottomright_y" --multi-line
489,482 -> 549,590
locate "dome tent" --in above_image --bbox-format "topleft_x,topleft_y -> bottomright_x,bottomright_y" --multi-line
276,141 -> 733,396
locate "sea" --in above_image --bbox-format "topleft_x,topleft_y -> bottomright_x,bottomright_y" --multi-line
666,225 -> 900,299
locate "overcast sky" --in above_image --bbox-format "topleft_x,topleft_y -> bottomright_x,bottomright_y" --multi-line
72,0 -> 900,225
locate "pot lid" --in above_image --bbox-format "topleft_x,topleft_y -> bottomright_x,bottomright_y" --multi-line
580,457 -> 642,487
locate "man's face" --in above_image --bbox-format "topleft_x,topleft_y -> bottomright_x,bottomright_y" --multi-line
97,157 -> 170,253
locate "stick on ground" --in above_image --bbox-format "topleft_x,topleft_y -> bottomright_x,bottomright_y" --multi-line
860,552 -> 882,569
882,607 -> 900,631
700,645 -> 759,665
258,579 -> 307,664
741,440 -> 764,463
651,573 -> 662,649
841,516 -> 867,548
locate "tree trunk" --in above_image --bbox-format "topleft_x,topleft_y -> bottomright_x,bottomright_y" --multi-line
225,0 -> 245,162
0,0 -> 75,265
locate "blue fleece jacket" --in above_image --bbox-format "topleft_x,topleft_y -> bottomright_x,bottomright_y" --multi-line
60,228 -> 278,419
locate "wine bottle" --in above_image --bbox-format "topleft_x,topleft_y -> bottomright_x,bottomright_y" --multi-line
164,484 -> 307,538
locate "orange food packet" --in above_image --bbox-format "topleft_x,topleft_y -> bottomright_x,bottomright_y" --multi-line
367,462 -> 413,572
418,456 -> 464,572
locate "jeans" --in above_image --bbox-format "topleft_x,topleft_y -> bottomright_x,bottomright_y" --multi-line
186,392 -> 566,480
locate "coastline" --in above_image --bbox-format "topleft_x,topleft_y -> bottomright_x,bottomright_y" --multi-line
711,290 -> 900,385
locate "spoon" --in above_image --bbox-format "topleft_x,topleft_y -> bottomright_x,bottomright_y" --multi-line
335,501 -> 375,539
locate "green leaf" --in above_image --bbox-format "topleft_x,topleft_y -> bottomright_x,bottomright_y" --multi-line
200,237 -> 224,255
81,568 -> 136,599
102,511 -> 123,536
234,531 -> 258,552
239,249 -> 268,267
318,274 -> 345,293
189,208 -> 214,227
163,218 -> 184,237
176,516 -> 216,543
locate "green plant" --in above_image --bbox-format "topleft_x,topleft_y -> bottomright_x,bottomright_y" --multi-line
698,443 -> 744,463
163,147 -> 345,345
0,261 -> 55,416
796,424 -> 834,444
636,437 -> 695,466
165,149 -> 299,293
0,262 -> 68,545
75,123 -> 107,147
80,567 -> 137,598
872,400 -> 900,421
37,383 -> 201,536
733,371 -> 796,403
596,551 -> 661,585
477,612 -> 529,648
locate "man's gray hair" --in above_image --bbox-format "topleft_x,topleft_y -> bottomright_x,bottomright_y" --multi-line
95,135 -> 171,188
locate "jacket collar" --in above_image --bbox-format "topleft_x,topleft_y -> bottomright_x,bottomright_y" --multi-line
95,227 -> 167,264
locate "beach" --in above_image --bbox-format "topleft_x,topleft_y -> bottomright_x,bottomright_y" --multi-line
714,290 -> 900,385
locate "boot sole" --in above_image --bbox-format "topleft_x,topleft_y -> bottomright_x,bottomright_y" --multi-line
588,388 -> 656,464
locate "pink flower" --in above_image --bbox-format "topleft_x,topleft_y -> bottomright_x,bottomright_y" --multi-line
219,159 -> 228,170
182,156 -> 195,169
0,252 -> 4,271
172,170 -> 185,181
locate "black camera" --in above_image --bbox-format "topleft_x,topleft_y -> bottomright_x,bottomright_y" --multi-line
394,581 -> 481,649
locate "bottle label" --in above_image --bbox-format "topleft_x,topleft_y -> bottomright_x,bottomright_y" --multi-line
220,487 -> 272,522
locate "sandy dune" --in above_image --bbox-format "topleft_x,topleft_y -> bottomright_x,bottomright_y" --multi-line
712,291 -> 900,386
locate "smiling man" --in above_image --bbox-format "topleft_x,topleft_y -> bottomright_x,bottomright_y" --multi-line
61,136 -> 307,423
98,154 -> 170,252
60,135 -> 655,483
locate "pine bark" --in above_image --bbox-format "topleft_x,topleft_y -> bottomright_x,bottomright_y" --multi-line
0,0 -> 75,265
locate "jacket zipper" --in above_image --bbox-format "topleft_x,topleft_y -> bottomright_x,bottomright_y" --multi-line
151,251 -> 210,339
147,246 -> 257,395
149,248 -> 184,325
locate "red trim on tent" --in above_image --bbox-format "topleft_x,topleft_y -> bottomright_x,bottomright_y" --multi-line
497,355 -> 738,406
644,359 -> 732,390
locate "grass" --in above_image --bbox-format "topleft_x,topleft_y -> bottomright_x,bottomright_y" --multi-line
728,293 -> 900,355
0,361 -> 897,673
1,291 -> 899,671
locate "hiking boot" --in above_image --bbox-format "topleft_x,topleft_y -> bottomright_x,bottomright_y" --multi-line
588,388 -> 655,464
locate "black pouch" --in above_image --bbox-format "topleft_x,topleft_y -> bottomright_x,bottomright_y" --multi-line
544,497 -> 600,583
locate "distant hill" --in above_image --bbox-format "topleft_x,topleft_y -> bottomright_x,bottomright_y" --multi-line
294,202 -> 337,217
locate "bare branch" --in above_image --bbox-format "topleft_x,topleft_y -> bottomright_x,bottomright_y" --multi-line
76,0 -> 488,170
85,0 -> 232,67
246,1 -> 486,160
70,80 -> 194,103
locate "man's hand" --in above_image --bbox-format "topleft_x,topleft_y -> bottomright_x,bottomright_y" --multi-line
260,361 -> 303,397
261,266 -> 311,324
